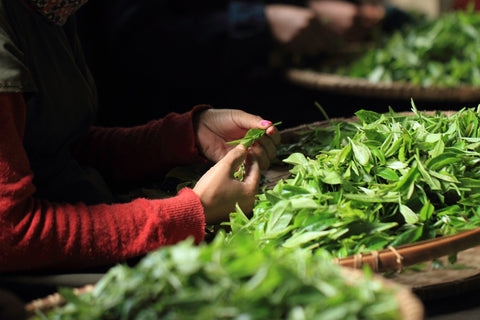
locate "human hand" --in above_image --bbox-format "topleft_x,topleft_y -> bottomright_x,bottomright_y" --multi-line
308,0 -> 385,41
193,144 -> 260,224
194,109 -> 280,170
264,4 -> 326,55
358,3 -> 386,29
308,0 -> 359,39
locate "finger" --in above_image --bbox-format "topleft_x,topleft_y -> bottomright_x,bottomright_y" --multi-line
228,110 -> 263,130
242,154 -> 261,192
249,145 -> 270,170
254,141 -> 275,165
265,125 -> 281,145
257,134 -> 279,160
223,144 -> 248,176
230,110 -> 278,132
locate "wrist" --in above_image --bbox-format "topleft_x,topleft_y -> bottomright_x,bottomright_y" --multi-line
191,105 -> 212,158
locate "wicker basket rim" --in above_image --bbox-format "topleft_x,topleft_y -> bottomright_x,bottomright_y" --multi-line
286,68 -> 480,102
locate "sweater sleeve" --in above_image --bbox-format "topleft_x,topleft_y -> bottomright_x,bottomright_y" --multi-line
73,105 -> 211,184
0,93 -> 206,273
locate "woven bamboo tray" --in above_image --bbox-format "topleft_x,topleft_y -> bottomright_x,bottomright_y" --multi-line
24,267 -> 424,320
391,245 -> 480,301
286,68 -> 480,102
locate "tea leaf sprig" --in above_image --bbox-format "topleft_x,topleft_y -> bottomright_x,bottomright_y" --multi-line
228,122 -> 282,181
227,122 -> 282,148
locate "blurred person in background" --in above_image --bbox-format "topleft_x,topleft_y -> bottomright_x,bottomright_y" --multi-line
77,0 -> 410,128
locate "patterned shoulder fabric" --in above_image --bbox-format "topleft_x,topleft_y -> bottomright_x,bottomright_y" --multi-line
27,0 -> 87,25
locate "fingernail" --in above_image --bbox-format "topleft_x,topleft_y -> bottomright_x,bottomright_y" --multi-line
260,120 -> 272,126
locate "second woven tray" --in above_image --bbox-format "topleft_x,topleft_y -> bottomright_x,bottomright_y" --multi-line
286,68 -> 480,102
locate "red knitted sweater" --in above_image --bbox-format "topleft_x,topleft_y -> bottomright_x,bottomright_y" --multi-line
0,93 -> 207,273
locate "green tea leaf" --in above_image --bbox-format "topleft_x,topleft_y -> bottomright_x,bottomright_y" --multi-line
226,122 -> 282,148
399,204 -> 419,224
349,138 -> 371,166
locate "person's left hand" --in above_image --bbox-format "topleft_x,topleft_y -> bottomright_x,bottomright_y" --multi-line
194,109 -> 281,170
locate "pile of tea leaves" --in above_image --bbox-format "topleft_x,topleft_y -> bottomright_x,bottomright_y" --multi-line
32,232 -> 400,320
227,103 -> 480,258
326,7 -> 480,87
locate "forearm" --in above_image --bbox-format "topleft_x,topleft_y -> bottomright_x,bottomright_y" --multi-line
1,188 -> 205,273
73,105 -> 210,184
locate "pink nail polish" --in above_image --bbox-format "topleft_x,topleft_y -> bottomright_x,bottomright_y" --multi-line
260,120 -> 272,126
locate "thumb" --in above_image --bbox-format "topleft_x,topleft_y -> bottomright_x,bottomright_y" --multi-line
242,153 -> 261,188
231,110 -> 272,130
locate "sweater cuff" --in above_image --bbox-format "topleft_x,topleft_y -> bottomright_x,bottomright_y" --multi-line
190,104 -> 212,161
155,104 -> 212,167
154,188 -> 206,245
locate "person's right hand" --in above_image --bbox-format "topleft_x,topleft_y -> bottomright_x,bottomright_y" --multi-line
265,4 -> 325,56
308,1 -> 385,41
193,144 -> 260,225
308,0 -> 360,39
